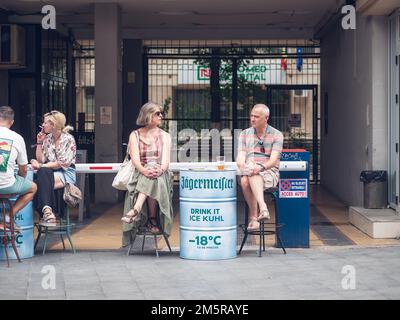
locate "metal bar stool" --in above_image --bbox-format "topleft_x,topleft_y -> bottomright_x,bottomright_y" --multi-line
238,187 -> 286,257
0,194 -> 21,267
34,189 -> 75,255
126,206 -> 172,258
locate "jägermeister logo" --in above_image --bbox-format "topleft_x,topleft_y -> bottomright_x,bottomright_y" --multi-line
181,176 -> 234,191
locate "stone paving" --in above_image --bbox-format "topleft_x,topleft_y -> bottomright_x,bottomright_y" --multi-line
1,245 -> 400,300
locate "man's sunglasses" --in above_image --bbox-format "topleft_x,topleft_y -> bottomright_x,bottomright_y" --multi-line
258,140 -> 265,153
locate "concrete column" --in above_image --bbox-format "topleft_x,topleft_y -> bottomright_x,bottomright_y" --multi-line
94,3 -> 122,203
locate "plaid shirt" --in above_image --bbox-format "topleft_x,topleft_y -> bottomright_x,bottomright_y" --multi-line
237,125 -> 283,171
135,129 -> 163,166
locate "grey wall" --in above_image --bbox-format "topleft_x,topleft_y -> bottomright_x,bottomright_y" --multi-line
320,15 -> 388,206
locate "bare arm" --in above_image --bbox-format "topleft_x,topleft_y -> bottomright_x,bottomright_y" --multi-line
35,145 -> 44,163
160,132 -> 171,172
128,131 -> 146,174
260,150 -> 280,170
17,164 -> 28,177
236,150 -> 247,170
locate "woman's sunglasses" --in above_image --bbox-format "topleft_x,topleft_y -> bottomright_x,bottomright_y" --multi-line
44,111 -> 59,117
155,111 -> 164,117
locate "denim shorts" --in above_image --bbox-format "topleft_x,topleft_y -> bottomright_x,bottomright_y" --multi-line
54,166 -> 76,185
0,175 -> 33,195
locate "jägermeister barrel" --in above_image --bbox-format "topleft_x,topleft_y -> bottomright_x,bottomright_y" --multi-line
179,168 -> 237,260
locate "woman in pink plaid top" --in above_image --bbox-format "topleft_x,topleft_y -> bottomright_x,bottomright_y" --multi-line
121,102 -> 173,245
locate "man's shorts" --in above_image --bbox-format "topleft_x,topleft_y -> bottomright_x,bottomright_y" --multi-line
259,169 -> 279,190
0,175 -> 33,195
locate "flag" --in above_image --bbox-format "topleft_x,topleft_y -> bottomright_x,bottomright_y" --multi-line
296,47 -> 303,72
281,47 -> 287,71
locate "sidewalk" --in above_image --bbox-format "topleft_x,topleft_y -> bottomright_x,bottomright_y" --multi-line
1,245 -> 400,300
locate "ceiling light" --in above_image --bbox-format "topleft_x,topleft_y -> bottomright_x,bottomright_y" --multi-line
158,11 -> 192,16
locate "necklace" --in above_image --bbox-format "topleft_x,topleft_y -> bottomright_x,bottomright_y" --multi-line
254,127 -> 267,143
254,127 -> 267,153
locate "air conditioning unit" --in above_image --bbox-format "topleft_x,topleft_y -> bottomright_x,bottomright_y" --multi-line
0,24 -> 26,69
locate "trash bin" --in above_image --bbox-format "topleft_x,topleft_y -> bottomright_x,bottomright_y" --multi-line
360,170 -> 388,209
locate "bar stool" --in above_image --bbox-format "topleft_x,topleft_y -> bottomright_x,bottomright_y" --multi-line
0,194 -> 21,267
34,189 -> 75,255
238,187 -> 286,257
126,207 -> 172,258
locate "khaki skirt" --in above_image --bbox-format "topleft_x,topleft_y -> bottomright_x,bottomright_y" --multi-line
122,169 -> 174,247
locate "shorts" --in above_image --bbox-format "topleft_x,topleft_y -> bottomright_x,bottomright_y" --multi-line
54,170 -> 66,185
259,169 -> 279,190
54,166 -> 76,185
0,175 -> 33,195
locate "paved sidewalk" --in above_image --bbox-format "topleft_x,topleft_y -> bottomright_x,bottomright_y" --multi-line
1,245 -> 400,300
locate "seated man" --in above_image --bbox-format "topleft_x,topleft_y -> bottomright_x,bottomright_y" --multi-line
236,104 -> 283,231
0,106 -> 37,230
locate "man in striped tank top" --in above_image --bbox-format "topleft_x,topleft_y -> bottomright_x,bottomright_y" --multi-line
236,104 -> 283,231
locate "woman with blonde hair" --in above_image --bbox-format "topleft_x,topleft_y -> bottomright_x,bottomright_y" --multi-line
30,110 -> 77,224
121,101 -> 173,246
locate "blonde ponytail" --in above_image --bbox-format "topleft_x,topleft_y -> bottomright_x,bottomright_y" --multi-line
62,125 -> 74,133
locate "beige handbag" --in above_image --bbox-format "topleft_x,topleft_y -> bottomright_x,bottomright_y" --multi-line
112,152 -> 134,191
63,183 -> 82,207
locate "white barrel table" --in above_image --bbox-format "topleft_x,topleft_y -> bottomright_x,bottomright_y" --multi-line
179,168 -> 237,260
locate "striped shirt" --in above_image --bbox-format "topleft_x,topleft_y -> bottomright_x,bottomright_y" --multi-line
238,125 -> 283,171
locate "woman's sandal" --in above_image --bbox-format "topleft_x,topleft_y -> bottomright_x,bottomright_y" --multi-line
42,209 -> 57,225
147,217 -> 160,234
121,208 -> 140,224
247,218 -> 260,231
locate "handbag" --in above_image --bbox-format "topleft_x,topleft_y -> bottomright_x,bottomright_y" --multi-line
112,152 -> 134,190
63,183 -> 82,208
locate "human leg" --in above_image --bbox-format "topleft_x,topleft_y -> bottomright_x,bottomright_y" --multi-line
248,174 -> 269,220
121,192 -> 147,223
146,197 -> 160,233
0,176 -> 37,230
240,176 -> 260,230
35,168 -> 57,223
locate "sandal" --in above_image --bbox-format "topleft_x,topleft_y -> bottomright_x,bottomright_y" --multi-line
121,208 -> 140,224
41,208 -> 57,225
257,209 -> 270,221
0,222 -> 10,232
247,218 -> 260,231
147,217 -> 160,234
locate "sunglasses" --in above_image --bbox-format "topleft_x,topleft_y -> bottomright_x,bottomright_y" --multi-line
155,111 -> 164,117
44,111 -> 59,117
258,140 -> 265,153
